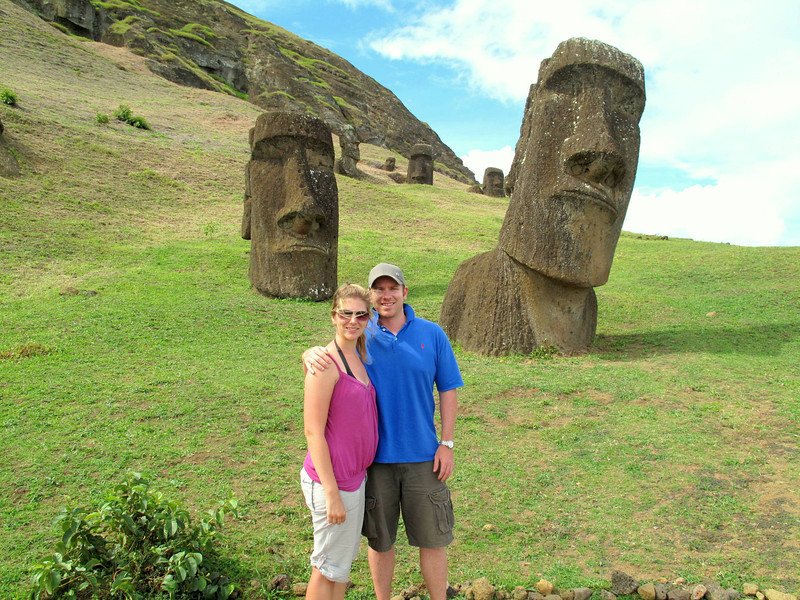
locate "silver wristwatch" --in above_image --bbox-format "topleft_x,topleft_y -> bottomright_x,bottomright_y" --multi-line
440,440 -> 454,449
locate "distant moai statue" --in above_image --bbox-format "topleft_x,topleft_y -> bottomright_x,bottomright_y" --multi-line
242,112 -> 339,300
407,143 -> 433,185
334,124 -> 360,178
441,38 -> 646,355
241,127 -> 254,240
482,167 -> 505,197
383,157 -> 396,171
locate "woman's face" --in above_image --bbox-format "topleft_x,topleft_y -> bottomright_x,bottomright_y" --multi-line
332,297 -> 371,341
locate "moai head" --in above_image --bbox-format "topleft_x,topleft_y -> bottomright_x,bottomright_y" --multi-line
247,112 -> 338,300
483,167 -> 505,197
384,157 -> 396,172
407,143 -> 433,185
499,38 -> 645,288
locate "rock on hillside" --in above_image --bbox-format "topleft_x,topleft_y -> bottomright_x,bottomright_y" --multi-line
11,0 -> 476,183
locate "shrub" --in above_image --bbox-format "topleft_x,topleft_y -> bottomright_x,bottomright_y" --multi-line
113,103 -> 133,122
1,88 -> 18,106
127,115 -> 150,129
29,472 -> 239,599
112,104 -> 151,130
95,112 -> 110,124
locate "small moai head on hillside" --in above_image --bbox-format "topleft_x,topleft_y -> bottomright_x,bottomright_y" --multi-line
482,167 -> 505,197
407,143 -> 433,185
247,112 -> 338,300
499,38 -> 645,288
383,157 -> 396,172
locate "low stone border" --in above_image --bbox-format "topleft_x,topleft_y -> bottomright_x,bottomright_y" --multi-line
264,570 -> 799,600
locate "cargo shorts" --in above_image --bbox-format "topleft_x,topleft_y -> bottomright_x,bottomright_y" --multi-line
362,461 -> 454,551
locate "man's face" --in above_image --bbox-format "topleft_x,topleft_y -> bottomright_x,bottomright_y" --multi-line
370,276 -> 408,320
499,54 -> 645,287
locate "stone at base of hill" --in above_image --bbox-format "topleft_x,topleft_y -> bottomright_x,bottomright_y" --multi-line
703,581 -> 727,600
639,583 -> 657,600
292,582 -> 307,596
468,184 -> 483,194
448,584 -> 461,598
764,590 -> 798,600
602,590 -> 618,600
537,579 -> 554,595
727,589 -> 740,600
513,587 -> 529,600
530,592 -> 545,600
561,589 -> 576,600
575,588 -> 593,600
668,588 -> 692,600
655,584 -> 669,600
612,571 -> 639,596
388,172 -> 406,184
692,584 -> 708,600
743,584 -> 759,597
469,577 -> 496,600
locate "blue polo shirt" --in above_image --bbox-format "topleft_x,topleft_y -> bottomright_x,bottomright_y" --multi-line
364,304 -> 463,463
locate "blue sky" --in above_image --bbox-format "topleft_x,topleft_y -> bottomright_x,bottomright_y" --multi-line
228,0 -> 800,247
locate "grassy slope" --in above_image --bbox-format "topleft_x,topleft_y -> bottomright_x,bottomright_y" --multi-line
1,2 -> 799,597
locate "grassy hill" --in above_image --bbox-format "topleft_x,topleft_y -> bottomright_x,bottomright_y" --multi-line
2,2 -> 799,598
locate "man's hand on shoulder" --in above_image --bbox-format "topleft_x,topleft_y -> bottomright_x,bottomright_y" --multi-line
302,346 -> 333,375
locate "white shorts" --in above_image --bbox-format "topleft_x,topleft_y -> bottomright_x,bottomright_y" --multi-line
300,467 -> 366,583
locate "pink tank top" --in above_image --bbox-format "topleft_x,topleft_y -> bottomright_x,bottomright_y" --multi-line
303,358 -> 378,492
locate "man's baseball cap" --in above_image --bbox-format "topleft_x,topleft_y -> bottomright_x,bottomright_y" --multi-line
368,263 -> 406,288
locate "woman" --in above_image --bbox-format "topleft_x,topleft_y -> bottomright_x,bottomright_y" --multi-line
300,283 -> 378,600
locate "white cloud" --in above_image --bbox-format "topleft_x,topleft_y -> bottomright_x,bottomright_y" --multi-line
367,0 -> 800,246
462,146 -> 515,184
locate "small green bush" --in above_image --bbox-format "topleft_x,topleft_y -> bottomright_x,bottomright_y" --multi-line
112,104 -> 151,130
95,112 -> 110,124
29,472 -> 239,599
128,115 -> 150,129
113,103 -> 133,122
1,88 -> 18,106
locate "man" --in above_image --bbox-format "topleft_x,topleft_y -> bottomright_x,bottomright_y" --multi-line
305,262 -> 463,600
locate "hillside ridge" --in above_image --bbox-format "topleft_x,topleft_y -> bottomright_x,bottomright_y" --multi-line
9,0 -> 476,183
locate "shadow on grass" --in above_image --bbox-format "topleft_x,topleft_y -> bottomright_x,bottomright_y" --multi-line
593,321 -> 800,359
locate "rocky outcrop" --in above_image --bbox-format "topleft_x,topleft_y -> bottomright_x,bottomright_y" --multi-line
12,0 -> 475,183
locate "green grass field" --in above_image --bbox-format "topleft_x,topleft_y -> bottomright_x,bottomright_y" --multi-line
1,3 -> 799,598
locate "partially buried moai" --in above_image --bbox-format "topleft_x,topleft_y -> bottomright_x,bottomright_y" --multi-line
334,124 -> 360,178
406,143 -> 433,185
482,167 -> 505,197
241,112 -> 338,300
441,38 -> 646,354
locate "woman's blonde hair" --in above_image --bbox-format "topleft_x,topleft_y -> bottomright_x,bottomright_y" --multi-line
330,283 -> 371,361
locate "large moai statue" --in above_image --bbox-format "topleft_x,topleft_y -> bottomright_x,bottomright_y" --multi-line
482,167 -> 505,197
441,38 -> 645,354
242,112 -> 339,301
334,124 -> 360,178
407,143 -> 433,185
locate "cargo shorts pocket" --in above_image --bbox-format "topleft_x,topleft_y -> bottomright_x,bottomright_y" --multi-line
362,496 -> 378,539
428,487 -> 454,535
